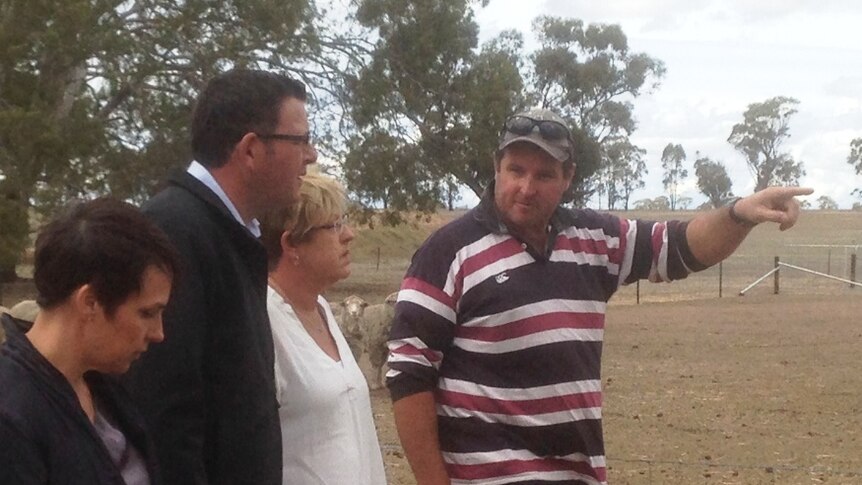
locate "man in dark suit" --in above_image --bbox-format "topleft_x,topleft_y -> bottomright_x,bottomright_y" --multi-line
125,69 -> 317,485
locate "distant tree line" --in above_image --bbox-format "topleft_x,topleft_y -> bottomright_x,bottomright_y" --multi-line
1,0 -> 860,280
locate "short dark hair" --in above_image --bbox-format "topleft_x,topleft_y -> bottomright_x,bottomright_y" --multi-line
191,69 -> 307,168
34,197 -> 181,316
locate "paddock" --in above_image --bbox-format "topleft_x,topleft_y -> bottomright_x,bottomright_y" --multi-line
372,293 -> 862,484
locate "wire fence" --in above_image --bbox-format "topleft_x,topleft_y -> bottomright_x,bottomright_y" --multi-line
612,244 -> 860,305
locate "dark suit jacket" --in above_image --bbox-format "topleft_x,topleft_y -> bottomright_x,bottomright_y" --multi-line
124,170 -> 280,485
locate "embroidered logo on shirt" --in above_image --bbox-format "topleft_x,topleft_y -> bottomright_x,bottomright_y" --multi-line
495,272 -> 510,284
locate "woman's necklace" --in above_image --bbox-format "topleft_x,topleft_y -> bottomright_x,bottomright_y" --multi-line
268,277 -> 329,336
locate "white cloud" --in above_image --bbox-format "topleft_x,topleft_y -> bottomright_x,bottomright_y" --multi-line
473,0 -> 862,207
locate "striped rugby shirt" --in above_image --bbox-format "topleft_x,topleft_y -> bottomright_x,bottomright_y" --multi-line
387,187 -> 706,485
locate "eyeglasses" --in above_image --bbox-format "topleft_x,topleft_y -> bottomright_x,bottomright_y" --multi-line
256,132 -> 312,145
312,214 -> 349,235
503,116 -> 570,141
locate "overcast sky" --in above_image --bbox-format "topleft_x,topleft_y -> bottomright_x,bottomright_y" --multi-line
474,0 -> 862,209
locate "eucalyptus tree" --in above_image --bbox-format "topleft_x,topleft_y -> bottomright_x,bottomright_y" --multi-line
849,138 -> 862,201
529,16 -> 664,202
595,136 -> 646,210
0,0 -> 367,280
727,96 -> 805,191
660,143 -> 687,210
816,195 -> 838,210
693,153 -> 734,209
344,0 -> 524,215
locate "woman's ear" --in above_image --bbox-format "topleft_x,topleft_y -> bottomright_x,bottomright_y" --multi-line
280,231 -> 301,266
71,284 -> 100,322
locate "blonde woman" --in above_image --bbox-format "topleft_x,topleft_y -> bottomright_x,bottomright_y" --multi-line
260,173 -> 386,485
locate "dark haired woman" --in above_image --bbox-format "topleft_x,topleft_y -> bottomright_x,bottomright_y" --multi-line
0,197 -> 179,484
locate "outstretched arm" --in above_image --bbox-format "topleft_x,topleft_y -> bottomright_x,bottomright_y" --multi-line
686,186 -> 813,267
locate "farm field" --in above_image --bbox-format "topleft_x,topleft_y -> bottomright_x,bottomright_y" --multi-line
2,209 -> 860,484
331,209 -> 862,484
372,293 -> 862,485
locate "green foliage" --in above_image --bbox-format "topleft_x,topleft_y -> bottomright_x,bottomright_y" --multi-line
634,196 -> 670,211
816,195 -> 838,210
0,0 -> 368,275
849,139 -> 862,171
727,96 -> 805,191
693,153 -> 734,209
530,16 -> 664,201
660,143 -> 688,210
595,136 -> 646,210
1,0 -> 667,272
346,0 -> 524,214
345,6 -> 661,210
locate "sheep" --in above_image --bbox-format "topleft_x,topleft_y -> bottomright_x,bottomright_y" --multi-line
10,300 -> 39,331
360,291 -> 398,390
335,294 -> 368,360
0,300 -> 39,343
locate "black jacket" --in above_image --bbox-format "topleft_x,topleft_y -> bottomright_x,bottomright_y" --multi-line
123,171 -> 280,485
0,315 -> 161,484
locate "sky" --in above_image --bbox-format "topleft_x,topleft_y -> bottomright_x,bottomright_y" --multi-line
472,0 -> 862,209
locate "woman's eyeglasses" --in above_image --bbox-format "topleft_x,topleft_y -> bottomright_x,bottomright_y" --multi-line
312,214 -> 349,235
502,116 -> 570,141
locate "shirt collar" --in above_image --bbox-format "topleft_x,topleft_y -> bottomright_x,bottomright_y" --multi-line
187,161 -> 261,238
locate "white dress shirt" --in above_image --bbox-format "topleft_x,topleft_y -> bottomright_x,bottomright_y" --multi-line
187,160 -> 261,237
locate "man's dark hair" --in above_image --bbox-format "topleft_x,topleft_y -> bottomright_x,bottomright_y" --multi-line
34,197 -> 181,316
191,69 -> 307,168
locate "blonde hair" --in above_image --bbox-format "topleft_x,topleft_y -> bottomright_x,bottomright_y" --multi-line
260,173 -> 348,268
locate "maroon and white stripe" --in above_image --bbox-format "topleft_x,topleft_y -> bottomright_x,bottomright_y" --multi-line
453,299 -> 605,354
648,222 -> 670,282
436,378 -> 603,426
443,447 -> 607,485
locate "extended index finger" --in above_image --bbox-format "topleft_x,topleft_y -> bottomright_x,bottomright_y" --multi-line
779,186 -> 814,197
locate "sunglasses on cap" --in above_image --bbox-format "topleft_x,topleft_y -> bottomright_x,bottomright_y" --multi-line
503,116 -> 570,141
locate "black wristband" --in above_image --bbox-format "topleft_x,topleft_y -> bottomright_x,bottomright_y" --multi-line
727,197 -> 757,228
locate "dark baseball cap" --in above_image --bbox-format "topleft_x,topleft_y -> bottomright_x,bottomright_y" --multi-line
498,108 -> 574,162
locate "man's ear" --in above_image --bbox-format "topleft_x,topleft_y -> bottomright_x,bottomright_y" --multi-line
235,132 -> 264,169
564,164 -> 576,192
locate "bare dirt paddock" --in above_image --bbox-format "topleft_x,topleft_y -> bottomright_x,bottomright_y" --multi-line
372,293 -> 862,485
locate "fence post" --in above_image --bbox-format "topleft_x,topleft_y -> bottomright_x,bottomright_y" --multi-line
719,261 -> 723,298
636,280 -> 640,304
774,256 -> 780,295
851,253 -> 857,289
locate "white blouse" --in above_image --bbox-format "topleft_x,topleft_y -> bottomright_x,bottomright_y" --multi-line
266,287 -> 387,485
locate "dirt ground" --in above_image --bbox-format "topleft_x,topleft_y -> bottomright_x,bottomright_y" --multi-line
372,293 -> 862,484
